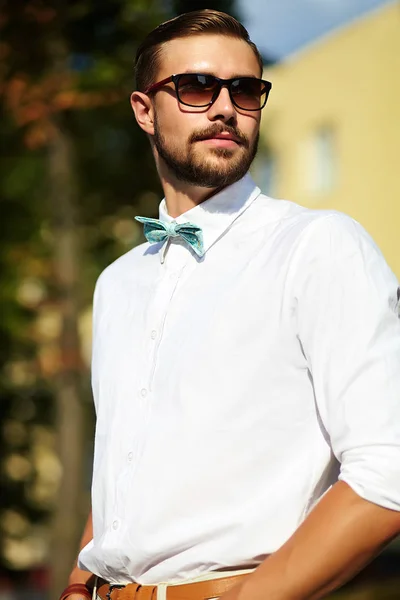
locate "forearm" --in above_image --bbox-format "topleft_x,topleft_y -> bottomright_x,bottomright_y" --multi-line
237,481 -> 400,600
68,509 -> 94,586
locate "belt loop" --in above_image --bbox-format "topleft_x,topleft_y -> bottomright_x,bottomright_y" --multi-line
92,576 -> 98,600
157,583 -> 167,600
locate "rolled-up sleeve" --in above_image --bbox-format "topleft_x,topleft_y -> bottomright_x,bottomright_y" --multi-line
295,213 -> 400,511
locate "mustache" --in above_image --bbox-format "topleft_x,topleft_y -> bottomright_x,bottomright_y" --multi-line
189,124 -> 250,148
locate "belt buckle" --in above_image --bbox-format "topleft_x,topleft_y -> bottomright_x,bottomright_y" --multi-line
106,584 -> 125,600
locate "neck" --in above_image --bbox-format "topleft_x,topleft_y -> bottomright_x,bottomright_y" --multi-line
156,158 -> 225,217
161,178 -> 223,218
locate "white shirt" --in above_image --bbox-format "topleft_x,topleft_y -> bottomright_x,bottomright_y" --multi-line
79,174 -> 400,585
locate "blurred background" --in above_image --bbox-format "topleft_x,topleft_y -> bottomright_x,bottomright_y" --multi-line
0,1 -> 399,599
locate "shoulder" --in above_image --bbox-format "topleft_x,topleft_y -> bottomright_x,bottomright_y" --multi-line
291,209 -> 383,267
249,192 -> 376,256
255,192 -> 362,236
252,192 -> 396,286
285,209 -> 398,304
257,190 -> 379,255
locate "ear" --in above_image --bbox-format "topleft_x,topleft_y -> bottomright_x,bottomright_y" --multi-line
130,91 -> 155,136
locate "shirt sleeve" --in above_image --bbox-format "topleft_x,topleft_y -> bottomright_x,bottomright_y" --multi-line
91,270 -> 107,416
294,213 -> 400,511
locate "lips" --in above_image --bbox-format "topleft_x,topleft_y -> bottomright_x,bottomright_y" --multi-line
191,127 -> 248,148
211,134 -> 241,143
199,133 -> 242,145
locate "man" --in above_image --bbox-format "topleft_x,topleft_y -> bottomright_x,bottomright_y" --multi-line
61,9 -> 400,600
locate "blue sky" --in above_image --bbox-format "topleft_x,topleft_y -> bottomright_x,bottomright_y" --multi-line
238,0 -> 394,60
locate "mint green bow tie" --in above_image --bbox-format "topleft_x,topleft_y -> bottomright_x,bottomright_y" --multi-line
135,216 -> 205,258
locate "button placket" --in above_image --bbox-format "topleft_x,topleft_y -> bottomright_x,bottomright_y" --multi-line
138,242 -> 191,397
144,264 -> 184,393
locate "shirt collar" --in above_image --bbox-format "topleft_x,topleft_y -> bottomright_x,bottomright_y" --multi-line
158,174 -> 261,260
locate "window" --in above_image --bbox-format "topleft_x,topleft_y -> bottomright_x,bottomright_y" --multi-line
301,125 -> 337,195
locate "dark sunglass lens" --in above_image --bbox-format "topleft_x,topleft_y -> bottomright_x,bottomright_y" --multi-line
177,74 -> 217,107
231,78 -> 265,110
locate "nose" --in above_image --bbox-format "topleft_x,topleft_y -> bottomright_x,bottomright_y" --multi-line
207,84 -> 236,123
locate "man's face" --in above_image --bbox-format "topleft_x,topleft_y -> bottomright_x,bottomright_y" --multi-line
150,35 -> 262,188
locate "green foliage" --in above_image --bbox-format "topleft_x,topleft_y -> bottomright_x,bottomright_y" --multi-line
0,0 -> 168,582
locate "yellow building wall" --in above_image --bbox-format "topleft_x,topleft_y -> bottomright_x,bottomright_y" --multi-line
261,1 -> 400,277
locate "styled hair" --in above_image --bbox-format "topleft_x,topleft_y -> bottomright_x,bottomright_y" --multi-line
134,9 -> 263,92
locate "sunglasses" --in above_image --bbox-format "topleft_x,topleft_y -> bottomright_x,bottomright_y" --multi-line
144,73 -> 272,112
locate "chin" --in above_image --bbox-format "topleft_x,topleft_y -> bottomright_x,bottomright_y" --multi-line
209,146 -> 237,157
197,150 -> 242,169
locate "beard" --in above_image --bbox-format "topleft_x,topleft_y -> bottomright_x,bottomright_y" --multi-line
153,114 -> 259,189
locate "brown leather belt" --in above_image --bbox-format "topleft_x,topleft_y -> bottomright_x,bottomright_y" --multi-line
97,573 -> 249,600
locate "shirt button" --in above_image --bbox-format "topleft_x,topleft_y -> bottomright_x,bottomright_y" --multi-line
112,520 -> 119,530
151,330 -> 157,340
140,388 -> 148,398
128,452 -> 133,462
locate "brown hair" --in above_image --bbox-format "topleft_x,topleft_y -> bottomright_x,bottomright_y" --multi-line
134,9 -> 263,92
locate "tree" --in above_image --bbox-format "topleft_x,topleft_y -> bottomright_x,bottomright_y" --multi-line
0,0 -> 165,595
